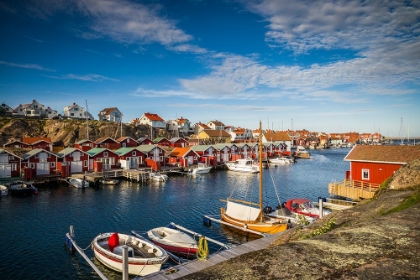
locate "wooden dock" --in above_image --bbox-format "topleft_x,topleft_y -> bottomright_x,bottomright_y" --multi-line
140,232 -> 283,279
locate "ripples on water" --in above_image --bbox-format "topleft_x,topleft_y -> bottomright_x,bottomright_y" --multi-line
0,148 -> 350,279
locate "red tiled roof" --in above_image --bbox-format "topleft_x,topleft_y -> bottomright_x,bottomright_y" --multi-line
345,145 -> 420,164
144,113 -> 164,121
22,137 -> 51,144
169,147 -> 192,157
263,131 -> 291,141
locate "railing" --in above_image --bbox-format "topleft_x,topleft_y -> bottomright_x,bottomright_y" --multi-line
328,179 -> 380,201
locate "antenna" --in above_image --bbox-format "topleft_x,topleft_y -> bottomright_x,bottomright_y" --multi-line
85,100 -> 89,140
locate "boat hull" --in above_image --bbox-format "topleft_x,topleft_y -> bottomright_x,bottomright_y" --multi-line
147,227 -> 198,258
92,232 -> 168,276
9,181 -> 38,196
220,208 -> 288,234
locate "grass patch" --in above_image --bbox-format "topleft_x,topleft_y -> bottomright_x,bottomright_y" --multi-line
386,187 -> 420,214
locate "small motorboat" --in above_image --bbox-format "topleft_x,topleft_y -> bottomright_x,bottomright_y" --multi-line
147,226 -> 198,258
284,198 -> 332,219
1,184 -> 9,196
150,172 -> 169,182
8,181 -> 38,196
269,157 -> 290,166
189,163 -> 212,175
92,232 -> 168,276
68,178 -> 89,188
99,178 -> 119,185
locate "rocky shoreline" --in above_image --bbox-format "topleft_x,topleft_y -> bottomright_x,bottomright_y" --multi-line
179,160 -> 420,279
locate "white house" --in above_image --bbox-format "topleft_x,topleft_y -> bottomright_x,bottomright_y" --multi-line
13,100 -> 46,117
207,120 -> 225,130
98,107 -> 122,122
63,103 -> 93,120
167,117 -> 192,136
0,103 -> 14,116
138,112 -> 166,129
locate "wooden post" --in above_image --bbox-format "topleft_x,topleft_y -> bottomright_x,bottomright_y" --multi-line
122,246 -> 129,280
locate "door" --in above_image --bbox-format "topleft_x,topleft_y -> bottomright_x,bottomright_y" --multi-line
129,157 -> 138,168
71,161 -> 83,173
36,162 -> 50,175
0,164 -> 11,177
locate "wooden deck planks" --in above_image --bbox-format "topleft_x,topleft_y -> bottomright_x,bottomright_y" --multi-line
140,231 -> 285,279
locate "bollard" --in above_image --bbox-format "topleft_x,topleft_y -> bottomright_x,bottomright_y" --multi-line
318,197 -> 324,218
122,245 -> 129,280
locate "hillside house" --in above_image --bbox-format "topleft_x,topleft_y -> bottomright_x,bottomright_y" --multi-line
13,100 -> 46,118
167,117 -> 192,136
98,107 -> 123,122
138,112 -> 166,129
207,120 -> 225,130
63,102 -> 93,120
1,103 -> 14,116
197,129 -> 231,144
329,145 -> 420,201
193,122 -> 211,135
0,149 -> 21,178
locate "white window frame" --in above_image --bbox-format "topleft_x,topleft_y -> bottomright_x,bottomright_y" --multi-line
51,162 -> 55,168
104,152 -> 108,157
362,169 -> 370,180
30,163 -> 35,169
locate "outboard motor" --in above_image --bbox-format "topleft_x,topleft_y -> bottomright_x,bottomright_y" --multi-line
263,206 -> 273,214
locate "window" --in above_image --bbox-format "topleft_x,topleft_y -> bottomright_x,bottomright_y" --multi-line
104,152 -> 108,157
132,151 -> 136,156
51,162 -> 55,168
30,163 -> 35,169
84,160 -> 87,167
11,164 -> 17,171
362,169 -> 370,180
9,156 -> 14,160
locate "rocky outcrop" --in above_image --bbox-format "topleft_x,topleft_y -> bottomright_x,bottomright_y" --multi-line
0,118 -> 173,147
180,161 -> 420,279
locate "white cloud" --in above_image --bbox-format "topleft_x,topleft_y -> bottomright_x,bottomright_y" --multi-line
0,60 -> 55,72
243,0 -> 420,56
47,73 -> 118,82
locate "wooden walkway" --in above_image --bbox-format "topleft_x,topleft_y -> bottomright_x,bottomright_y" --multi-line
140,232 -> 283,279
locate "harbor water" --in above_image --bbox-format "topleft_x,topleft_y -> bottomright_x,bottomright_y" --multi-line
0,148 -> 350,279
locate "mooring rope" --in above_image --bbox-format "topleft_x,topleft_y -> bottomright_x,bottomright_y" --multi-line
196,236 -> 209,260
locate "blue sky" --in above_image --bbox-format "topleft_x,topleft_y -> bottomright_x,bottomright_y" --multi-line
1,0 -> 419,137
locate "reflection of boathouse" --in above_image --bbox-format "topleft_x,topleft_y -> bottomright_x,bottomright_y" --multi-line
329,145 -> 420,201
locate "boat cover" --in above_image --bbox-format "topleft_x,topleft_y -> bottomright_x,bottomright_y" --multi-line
226,201 -> 260,222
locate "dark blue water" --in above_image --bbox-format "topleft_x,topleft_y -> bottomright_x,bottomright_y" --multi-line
0,148 -> 350,280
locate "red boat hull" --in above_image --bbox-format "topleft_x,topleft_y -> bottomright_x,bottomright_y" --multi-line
150,241 -> 197,258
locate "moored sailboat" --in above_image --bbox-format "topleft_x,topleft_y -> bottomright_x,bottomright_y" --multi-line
220,121 -> 289,235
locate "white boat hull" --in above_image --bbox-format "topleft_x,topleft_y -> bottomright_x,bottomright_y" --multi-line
92,232 -> 168,276
225,158 -> 259,173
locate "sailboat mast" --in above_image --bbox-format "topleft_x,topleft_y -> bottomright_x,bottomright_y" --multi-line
259,121 -> 263,218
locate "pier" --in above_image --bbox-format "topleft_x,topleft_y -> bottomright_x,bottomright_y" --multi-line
140,231 -> 284,279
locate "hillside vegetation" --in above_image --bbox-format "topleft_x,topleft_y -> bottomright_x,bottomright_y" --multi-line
0,118 -> 171,147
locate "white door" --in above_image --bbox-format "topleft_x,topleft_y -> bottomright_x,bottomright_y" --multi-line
0,164 -> 11,177
36,162 -> 50,175
71,161 -> 83,173
0,154 -> 8,163
187,156 -> 194,165
129,157 -> 138,168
